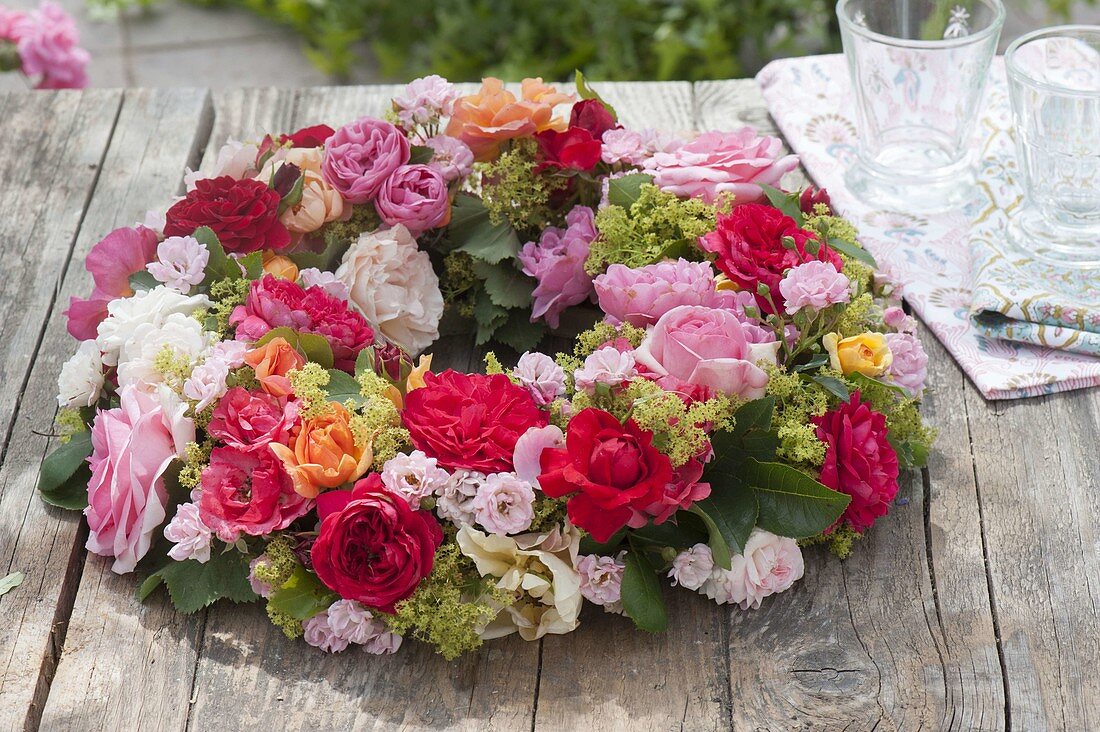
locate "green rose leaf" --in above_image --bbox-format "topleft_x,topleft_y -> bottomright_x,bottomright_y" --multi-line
409,144 -> 435,164
37,431 -> 93,510
326,369 -> 367,407
194,226 -> 231,281
621,549 -> 668,633
296,332 -> 335,369
472,259 -> 535,310
237,250 -> 265,280
287,229 -> 351,272
690,474 -> 758,564
744,459 -> 850,538
0,571 -> 25,598
759,183 -> 804,225
128,269 -> 160,292
574,69 -> 618,121
848,372 -> 909,398
141,549 -> 258,614
828,236 -> 877,268
792,352 -> 830,373
812,374 -> 851,402
607,173 -> 655,209
269,565 -> 338,620
449,193 -> 521,265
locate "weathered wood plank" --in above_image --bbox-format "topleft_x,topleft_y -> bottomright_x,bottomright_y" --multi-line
36,88 -> 214,732
962,377 -> 1100,731
0,88 -> 124,732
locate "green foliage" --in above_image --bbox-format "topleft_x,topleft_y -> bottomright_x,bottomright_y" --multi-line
474,140 -> 567,236
37,431 -> 93,510
745,458 -> 850,538
268,566 -> 338,620
140,549 -> 258,614
621,549 -> 668,632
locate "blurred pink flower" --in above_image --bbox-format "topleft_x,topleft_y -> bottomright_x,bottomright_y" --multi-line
10,2 -> 89,89
423,135 -> 474,182
885,332 -> 928,397
392,74 -> 460,127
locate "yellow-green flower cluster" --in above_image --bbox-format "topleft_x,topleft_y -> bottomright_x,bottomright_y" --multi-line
625,380 -> 736,467
586,184 -> 717,274
384,542 -> 512,660
477,138 -> 568,233
834,292 -> 877,337
206,277 -> 251,338
801,523 -> 861,559
528,495 -> 568,534
321,205 -> 380,246
254,538 -> 304,639
764,365 -> 829,468
152,344 -> 193,389
54,408 -> 87,443
353,369 -> 409,463
288,362 -> 334,419
573,321 -> 646,358
178,439 -> 213,492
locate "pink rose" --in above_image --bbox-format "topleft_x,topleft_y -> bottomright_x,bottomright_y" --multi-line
633,305 -> 778,400
778,260 -> 852,314
884,332 -> 928,398
593,259 -> 739,328
207,387 -> 300,451
512,424 -> 564,485
321,117 -> 410,204
85,386 -> 195,574
374,164 -> 450,234
517,205 -> 597,328
423,135 -> 474,182
630,458 -> 711,525
702,528 -> 804,610
199,445 -> 312,542
643,128 -> 799,204
65,226 -> 159,340
10,2 -> 89,89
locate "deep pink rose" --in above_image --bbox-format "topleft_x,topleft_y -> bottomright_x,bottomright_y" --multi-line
593,259 -> 740,328
516,205 -> 597,328
631,458 -> 711,525
65,226 -> 159,340
321,117 -> 410,204
643,128 -> 799,204
207,387 -> 300,451
633,305 -> 778,400
84,386 -> 195,574
199,445 -> 312,542
374,164 -> 450,234
812,392 -> 900,533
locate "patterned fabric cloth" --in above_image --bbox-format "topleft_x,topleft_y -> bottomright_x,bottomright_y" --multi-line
757,54 -> 1100,400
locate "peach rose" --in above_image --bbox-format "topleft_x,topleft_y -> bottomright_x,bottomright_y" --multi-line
244,337 -> 305,397
262,253 -> 299,281
406,354 -> 433,392
445,77 -> 571,161
262,148 -> 346,235
269,402 -> 373,498
824,332 -> 893,378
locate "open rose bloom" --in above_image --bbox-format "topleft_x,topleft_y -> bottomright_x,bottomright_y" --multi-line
42,74 -> 932,661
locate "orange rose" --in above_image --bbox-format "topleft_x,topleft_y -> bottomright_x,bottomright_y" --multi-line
406,354 -> 433,392
244,337 -> 305,397
262,252 -> 300,281
269,403 -> 373,498
445,77 -> 571,162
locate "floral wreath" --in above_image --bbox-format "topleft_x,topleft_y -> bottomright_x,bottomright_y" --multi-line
41,74 -> 934,658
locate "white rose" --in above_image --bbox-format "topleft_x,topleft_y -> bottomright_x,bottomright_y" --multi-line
335,225 -> 443,355
56,340 -> 105,408
701,529 -> 804,610
96,286 -> 211,367
116,312 -> 214,391
184,138 -> 260,191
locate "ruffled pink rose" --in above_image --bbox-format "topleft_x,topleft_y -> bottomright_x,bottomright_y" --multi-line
643,128 -> 799,204
10,2 -> 89,89
65,226 -> 159,340
207,387 -> 300,451
512,424 -> 564,485
633,305 -> 778,400
85,386 -> 195,574
374,164 -> 450,234
885,332 -> 928,398
630,458 -> 711,525
517,205 -> 597,328
321,117 -> 410,204
704,528 -> 804,610
778,260 -> 852,315
199,445 -> 312,542
423,135 -> 474,182
594,259 -> 739,328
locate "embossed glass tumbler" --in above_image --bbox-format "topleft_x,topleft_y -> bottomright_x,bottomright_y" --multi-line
837,0 -> 1005,211
1006,26 -> 1100,267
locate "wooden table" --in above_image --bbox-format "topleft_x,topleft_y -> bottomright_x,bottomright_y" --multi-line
0,81 -> 1096,732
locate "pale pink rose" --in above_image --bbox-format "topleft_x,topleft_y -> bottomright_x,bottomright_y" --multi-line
644,128 -> 799,204
513,351 -> 566,406
146,235 -> 209,293
423,135 -> 475,182
322,117 -> 410,204
517,205 -> 597,328
363,630 -> 403,655
435,469 -> 483,527
303,610 -> 350,653
593,259 -> 738,328
375,164 -> 450,234
702,529 -> 804,609
84,386 -> 195,574
210,339 -> 248,368
326,599 -> 381,644
639,128 -> 687,156
573,346 -> 637,393
297,267 -> 350,301
512,425 -> 564,485
185,139 -> 260,191
633,305 -> 778,400
393,74 -> 460,127
576,554 -> 625,606
381,450 -> 450,509
885,332 -> 928,398
883,306 -> 917,333
778,260 -> 851,315
11,2 -> 89,89
668,543 -> 714,591
472,472 -> 536,535
600,129 -> 646,166
163,502 -> 213,563
248,555 -> 274,597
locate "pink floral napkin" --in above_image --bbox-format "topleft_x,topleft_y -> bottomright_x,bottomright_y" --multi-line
757,54 -> 1100,400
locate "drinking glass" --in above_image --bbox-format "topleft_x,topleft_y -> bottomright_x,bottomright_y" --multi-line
837,0 -> 1005,211
1006,26 -> 1100,267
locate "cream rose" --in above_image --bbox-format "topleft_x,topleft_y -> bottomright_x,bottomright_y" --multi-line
335,225 -> 444,355
261,148 -> 346,235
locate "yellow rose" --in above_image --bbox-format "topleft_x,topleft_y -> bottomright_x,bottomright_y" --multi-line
823,332 -> 893,377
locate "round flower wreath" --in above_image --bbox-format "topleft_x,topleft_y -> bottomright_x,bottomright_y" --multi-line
41,74 -> 934,659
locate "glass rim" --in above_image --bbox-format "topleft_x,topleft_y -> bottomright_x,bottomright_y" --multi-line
1005,24 -> 1100,98
836,0 -> 1006,50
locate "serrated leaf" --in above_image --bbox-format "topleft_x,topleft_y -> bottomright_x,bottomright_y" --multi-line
849,372 -> 909,398
472,260 -> 535,310
236,251 -> 264,280
691,475 -> 758,564
629,513 -> 708,549
688,505 -> 732,570
269,566 -> 337,620
621,550 -> 668,633
286,229 -> 351,271
128,270 -> 160,292
760,183 -> 804,224
297,332 -> 334,369
194,226 -> 230,281
828,236 -> 877,268
492,310 -> 546,352
574,69 -> 618,121
326,369 -> 367,406
607,173 -> 655,209
355,347 -> 374,378
0,571 -> 24,597
255,326 -> 301,348
449,193 -> 520,265
793,352 -> 830,373
708,397 -> 778,465
473,295 -> 508,346
137,572 -> 164,601
409,144 -> 434,164
812,374 -> 850,402
37,431 -> 93,510
744,459 -> 850,539
146,550 -> 258,614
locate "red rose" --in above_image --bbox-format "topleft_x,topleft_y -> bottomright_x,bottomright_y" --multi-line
164,176 -> 290,255
812,391 -> 900,533
699,203 -> 842,313
207,387 -> 299,451
311,475 -> 443,612
280,124 -> 335,148
199,445 -> 311,541
538,408 -> 674,542
569,99 -> 618,139
536,127 -> 603,172
799,185 -> 833,216
402,370 -> 548,473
